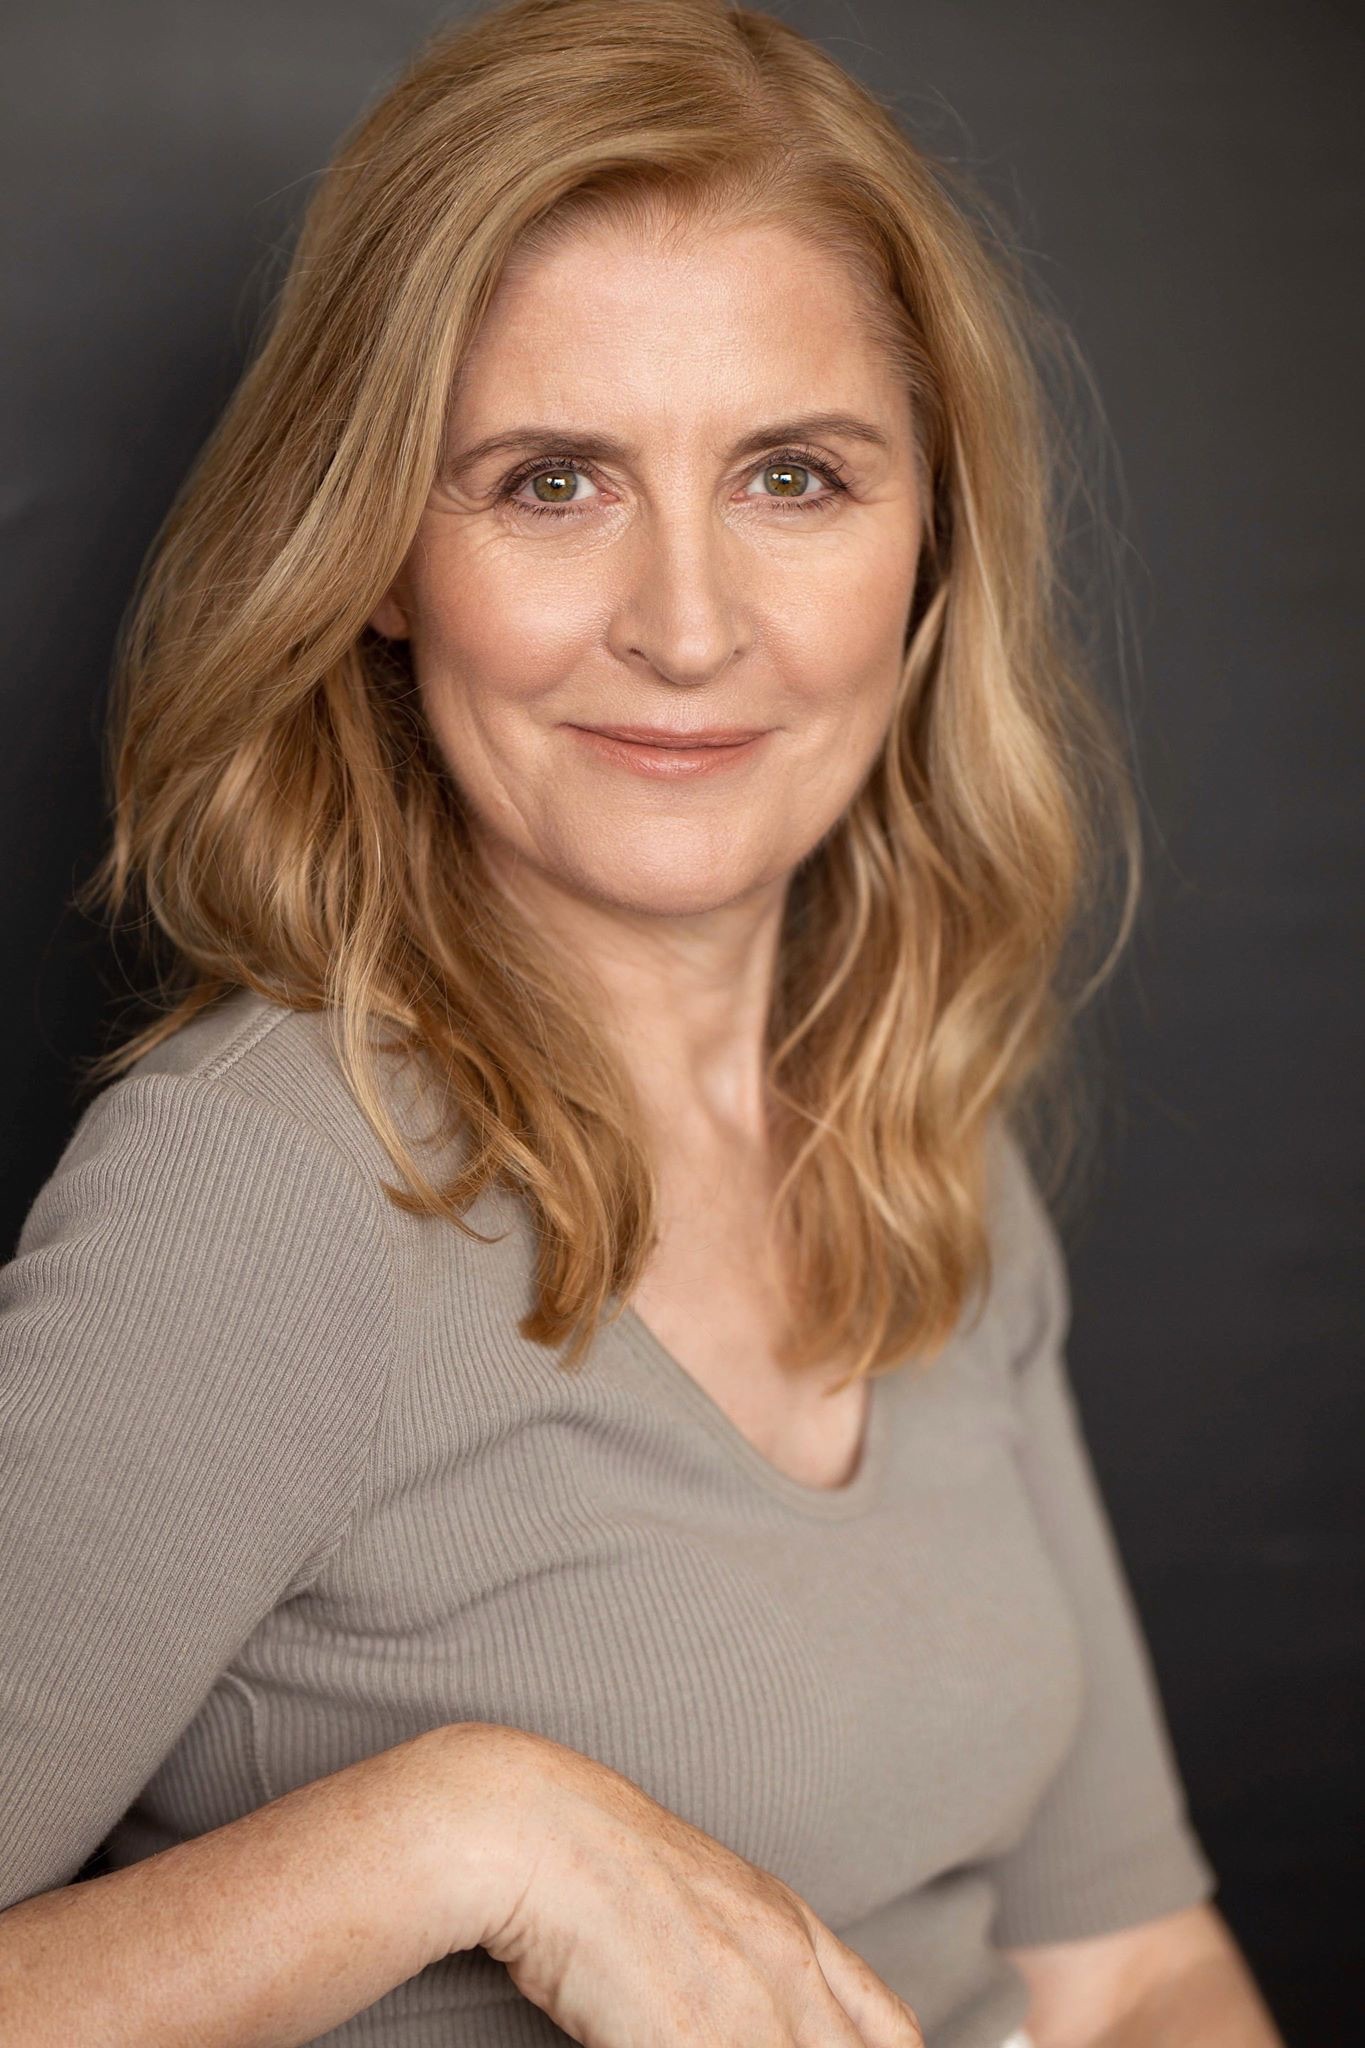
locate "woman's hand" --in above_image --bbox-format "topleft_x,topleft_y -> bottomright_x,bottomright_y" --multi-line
462,1723 -> 925,2048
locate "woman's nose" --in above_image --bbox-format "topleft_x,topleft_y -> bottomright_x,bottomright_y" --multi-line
605,504 -> 750,688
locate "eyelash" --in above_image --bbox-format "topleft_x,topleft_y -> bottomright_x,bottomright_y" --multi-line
494,446 -> 852,521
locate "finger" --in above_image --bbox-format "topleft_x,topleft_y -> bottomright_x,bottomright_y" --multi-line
802,1916 -> 925,2047
775,1936 -> 869,2048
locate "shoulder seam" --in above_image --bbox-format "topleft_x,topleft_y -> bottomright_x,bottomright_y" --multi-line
196,996 -> 301,1085
287,1156 -> 401,1594
106,1051 -> 371,1203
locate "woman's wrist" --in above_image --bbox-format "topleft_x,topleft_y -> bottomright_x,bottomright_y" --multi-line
409,1719 -> 550,1960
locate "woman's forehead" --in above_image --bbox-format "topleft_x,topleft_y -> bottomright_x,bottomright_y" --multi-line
448,218 -> 908,442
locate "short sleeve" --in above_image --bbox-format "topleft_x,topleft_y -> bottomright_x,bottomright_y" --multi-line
0,1072 -> 395,1910
982,1127 -> 1218,1947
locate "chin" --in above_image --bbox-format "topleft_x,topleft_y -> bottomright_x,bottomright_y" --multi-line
585,876 -> 762,919
565,849 -> 782,921
484,814 -> 798,922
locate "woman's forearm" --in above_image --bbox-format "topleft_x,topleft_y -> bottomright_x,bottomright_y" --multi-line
0,1721 -> 524,2048
1088,1949 -> 1286,2048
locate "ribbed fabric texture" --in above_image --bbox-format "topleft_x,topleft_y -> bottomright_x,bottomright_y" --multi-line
0,990 -> 1216,2047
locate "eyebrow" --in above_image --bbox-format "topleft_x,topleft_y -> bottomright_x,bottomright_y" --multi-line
447,410 -> 894,472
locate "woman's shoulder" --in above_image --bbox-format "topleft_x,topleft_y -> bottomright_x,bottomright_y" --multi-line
0,995 -> 404,1735
10,990 -> 418,1297
5,991 -> 400,1488
107,986 -> 396,1187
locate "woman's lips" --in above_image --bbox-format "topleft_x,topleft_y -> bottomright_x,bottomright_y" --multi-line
564,725 -> 770,778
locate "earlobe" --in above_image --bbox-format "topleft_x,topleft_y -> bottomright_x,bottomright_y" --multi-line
368,590 -> 410,641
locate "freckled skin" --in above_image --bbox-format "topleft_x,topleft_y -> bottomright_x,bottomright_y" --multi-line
370,216 -> 924,928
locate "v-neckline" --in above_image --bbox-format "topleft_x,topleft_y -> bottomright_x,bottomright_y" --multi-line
607,1296 -> 893,1519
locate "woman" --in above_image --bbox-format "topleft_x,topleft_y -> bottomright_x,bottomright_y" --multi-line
0,0 -> 1285,2043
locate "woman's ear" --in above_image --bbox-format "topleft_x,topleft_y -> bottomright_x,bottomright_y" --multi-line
368,586 -> 411,640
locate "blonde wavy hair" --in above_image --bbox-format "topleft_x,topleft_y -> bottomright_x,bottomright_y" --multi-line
78,0 -> 1143,1381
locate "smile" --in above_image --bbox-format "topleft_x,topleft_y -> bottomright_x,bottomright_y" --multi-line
564,725 -> 771,779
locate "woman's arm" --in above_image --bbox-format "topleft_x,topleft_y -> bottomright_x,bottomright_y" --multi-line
1008,1902 -> 1285,2048
0,1721 -> 524,2048
1085,1923 -> 1285,2046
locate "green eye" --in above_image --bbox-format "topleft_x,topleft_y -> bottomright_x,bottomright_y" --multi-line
530,469 -> 579,503
763,462 -> 811,497
744,451 -> 848,513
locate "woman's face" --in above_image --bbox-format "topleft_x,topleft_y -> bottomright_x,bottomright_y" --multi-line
371,213 -> 923,920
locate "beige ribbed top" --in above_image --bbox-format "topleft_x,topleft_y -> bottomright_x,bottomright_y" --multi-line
0,988 -> 1216,2046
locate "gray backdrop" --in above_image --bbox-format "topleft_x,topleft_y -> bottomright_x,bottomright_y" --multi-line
3,2 -> 1360,2036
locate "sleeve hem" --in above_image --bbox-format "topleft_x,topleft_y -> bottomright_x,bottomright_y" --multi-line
991,1824 -> 1218,1949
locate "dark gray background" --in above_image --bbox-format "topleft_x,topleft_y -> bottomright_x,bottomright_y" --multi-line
3,2 -> 1360,2036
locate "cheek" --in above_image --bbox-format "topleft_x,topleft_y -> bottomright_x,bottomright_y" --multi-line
411,535 -> 599,712
768,542 -> 913,720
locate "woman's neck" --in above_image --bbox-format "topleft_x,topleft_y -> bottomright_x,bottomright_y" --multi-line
478,834 -> 789,1150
